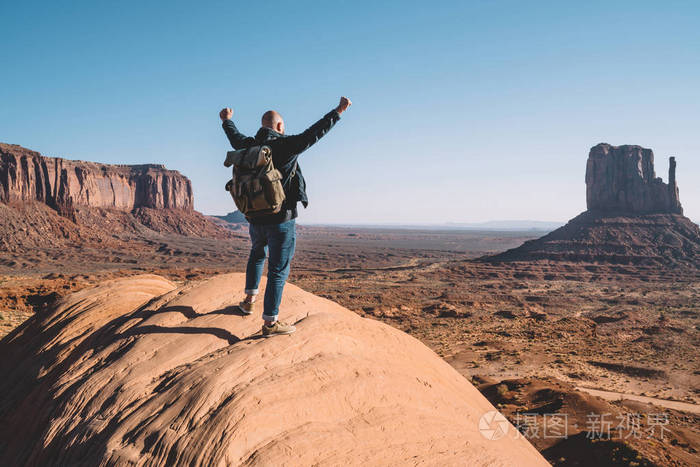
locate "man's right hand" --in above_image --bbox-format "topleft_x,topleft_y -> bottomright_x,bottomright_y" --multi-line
336,96 -> 352,115
219,107 -> 233,121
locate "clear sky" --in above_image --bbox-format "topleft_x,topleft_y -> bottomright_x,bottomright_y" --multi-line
2,1 -> 699,224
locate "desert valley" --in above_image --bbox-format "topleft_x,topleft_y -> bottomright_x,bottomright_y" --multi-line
1,141 -> 698,466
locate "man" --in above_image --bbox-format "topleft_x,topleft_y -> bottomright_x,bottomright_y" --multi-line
220,96 -> 352,337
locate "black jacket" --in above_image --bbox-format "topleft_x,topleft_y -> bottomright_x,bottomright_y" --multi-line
222,109 -> 340,224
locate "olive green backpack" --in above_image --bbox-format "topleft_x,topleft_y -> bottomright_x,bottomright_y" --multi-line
224,145 -> 288,218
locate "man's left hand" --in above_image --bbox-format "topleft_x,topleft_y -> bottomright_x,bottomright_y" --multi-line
336,97 -> 352,114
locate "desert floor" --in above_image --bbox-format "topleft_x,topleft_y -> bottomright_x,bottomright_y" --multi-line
1,226 -> 698,465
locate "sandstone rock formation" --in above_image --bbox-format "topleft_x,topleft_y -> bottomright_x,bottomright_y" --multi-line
0,274 -> 547,466
214,210 -> 247,224
0,143 -> 193,216
586,143 -> 682,214
209,210 -> 248,233
0,143 -> 233,244
485,143 -> 700,267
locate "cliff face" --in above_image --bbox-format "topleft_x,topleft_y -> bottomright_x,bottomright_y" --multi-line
0,143 -> 193,213
0,143 -> 235,248
586,143 -> 682,214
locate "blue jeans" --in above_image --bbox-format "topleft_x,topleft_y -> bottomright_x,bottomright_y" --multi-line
245,219 -> 296,321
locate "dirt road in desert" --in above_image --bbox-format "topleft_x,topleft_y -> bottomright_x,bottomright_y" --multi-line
577,387 -> 700,415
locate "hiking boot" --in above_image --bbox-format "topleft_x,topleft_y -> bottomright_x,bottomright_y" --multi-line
262,321 -> 296,337
238,300 -> 256,315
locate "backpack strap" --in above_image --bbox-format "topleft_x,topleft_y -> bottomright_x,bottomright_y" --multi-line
282,161 -> 298,189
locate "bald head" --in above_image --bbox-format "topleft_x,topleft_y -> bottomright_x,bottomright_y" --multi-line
261,110 -> 285,134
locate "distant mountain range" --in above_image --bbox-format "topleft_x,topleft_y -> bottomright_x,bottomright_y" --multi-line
208,211 -> 699,232
296,220 -> 564,231
443,220 -> 564,231
208,212 -> 562,231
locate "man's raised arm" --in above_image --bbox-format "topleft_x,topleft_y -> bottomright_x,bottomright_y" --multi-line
287,97 -> 352,155
220,107 -> 255,149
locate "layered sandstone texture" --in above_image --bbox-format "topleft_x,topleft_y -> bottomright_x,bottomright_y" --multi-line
0,274 -> 546,466
586,143 -> 682,214
0,143 -> 193,213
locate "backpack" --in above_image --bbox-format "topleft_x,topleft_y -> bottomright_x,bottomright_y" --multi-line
224,145 -> 288,218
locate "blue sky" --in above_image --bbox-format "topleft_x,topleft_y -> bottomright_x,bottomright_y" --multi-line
1,1 -> 698,223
